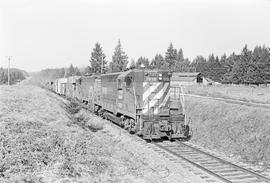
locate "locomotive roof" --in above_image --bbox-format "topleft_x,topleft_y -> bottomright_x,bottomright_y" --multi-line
67,76 -> 81,83
173,72 -> 201,77
117,70 -> 133,80
57,78 -> 68,83
101,72 -> 123,76
100,69 -> 170,76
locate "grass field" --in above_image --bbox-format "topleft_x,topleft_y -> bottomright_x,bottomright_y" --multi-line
185,84 -> 270,104
185,95 -> 270,166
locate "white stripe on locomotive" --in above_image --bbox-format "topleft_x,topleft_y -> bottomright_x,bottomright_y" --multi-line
143,82 -> 147,87
142,82 -> 160,101
142,82 -> 169,114
154,88 -> 170,114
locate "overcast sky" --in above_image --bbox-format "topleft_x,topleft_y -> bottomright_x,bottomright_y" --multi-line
0,0 -> 270,72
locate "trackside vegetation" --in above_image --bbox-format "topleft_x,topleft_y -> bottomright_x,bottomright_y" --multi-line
0,68 -> 28,85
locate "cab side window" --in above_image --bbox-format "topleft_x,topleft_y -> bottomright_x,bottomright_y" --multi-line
117,79 -> 122,90
125,77 -> 132,88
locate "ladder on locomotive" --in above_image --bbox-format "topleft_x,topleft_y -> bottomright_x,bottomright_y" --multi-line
170,85 -> 186,116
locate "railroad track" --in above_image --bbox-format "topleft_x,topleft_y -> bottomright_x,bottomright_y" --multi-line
65,97 -> 270,182
154,141 -> 270,183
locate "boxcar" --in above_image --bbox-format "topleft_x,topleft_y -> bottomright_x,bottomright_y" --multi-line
66,76 -> 81,98
75,75 -> 101,112
53,78 -> 67,95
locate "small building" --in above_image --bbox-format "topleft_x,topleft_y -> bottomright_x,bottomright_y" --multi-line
171,72 -> 205,86
171,72 -> 214,86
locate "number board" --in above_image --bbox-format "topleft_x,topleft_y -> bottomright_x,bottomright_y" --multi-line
145,72 -> 157,82
145,76 -> 157,82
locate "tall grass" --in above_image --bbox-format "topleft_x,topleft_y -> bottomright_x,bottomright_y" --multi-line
185,84 -> 270,104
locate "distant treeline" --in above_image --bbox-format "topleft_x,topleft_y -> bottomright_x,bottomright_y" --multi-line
39,65 -> 82,80
30,65 -> 82,85
0,68 -> 28,85
34,41 -> 270,85
191,45 -> 270,84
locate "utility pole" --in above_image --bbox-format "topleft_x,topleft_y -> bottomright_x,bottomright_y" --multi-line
6,56 -> 12,86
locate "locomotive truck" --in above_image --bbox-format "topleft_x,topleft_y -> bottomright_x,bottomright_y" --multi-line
52,69 -> 190,140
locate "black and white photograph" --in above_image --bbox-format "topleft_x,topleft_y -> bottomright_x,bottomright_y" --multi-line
1,0 -> 270,182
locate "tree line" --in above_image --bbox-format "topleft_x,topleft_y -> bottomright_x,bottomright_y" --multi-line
88,41 -> 270,84
31,65 -> 83,84
0,68 -> 28,85
35,39 -> 270,85
192,45 -> 270,84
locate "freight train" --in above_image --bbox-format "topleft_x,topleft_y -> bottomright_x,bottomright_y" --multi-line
52,69 -> 190,141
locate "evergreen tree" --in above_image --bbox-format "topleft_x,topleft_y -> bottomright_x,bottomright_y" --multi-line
222,53 -> 239,83
136,57 -> 149,68
205,54 -> 224,82
74,67 -> 81,76
205,54 -> 216,79
0,68 -> 27,84
150,54 -> 165,69
65,64 -> 75,77
108,62 -> 115,73
83,66 -> 92,75
244,45 -> 258,84
174,48 -> 187,71
90,42 -> 107,74
192,56 -> 207,73
165,43 -> 177,70
229,45 -> 253,84
110,39 -> 128,72
129,59 -> 136,69
219,54 -> 228,81
176,49 -> 184,62
180,58 -> 192,72
253,46 -> 270,84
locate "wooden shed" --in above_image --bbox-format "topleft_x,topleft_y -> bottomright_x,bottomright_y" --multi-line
171,72 -> 204,86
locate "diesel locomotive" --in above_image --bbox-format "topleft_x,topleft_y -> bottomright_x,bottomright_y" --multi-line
52,69 -> 190,140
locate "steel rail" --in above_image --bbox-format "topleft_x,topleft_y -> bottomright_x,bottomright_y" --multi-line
154,142 -> 233,183
176,141 -> 270,183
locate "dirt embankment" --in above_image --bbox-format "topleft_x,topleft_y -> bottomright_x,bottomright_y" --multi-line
185,96 -> 270,166
0,84 -> 203,183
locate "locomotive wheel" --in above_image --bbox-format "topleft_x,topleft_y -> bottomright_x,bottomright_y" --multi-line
129,119 -> 135,134
120,116 -> 125,128
120,121 -> 124,128
149,123 -> 153,142
127,119 -> 132,133
168,132 -> 172,141
124,119 -> 130,131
